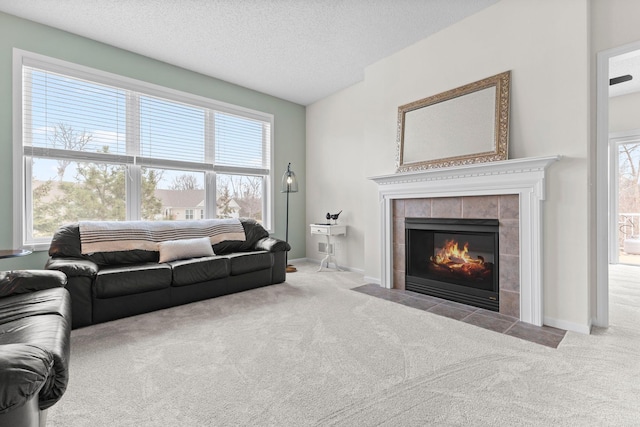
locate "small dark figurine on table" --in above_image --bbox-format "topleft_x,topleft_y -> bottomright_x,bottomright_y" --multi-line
326,210 -> 342,225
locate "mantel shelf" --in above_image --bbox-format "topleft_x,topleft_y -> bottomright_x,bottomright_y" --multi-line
369,155 -> 560,186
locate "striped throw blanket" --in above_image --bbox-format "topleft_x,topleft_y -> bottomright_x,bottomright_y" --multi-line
79,219 -> 246,254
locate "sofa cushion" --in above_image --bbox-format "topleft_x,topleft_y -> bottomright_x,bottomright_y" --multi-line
158,237 -> 214,263
48,223 -> 83,259
168,256 -> 230,287
87,250 -> 159,266
228,251 -> 273,276
0,270 -> 67,298
0,288 -> 70,325
94,264 -> 172,298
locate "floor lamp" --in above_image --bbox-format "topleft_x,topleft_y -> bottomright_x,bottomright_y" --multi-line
281,162 -> 298,273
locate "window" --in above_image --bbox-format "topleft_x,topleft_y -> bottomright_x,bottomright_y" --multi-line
14,50 -> 273,249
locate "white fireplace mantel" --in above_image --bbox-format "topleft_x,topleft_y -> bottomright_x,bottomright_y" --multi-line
368,155 -> 560,326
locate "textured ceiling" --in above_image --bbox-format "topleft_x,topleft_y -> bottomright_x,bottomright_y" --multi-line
609,49 -> 640,98
0,0 -> 499,105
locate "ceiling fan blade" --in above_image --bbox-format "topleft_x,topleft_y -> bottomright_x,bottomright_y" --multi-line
610,75 -> 633,85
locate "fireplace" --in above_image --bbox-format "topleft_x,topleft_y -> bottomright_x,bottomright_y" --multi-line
370,156 -> 560,326
405,218 -> 499,311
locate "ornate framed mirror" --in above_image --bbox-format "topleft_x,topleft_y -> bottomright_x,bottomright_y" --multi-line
396,71 -> 511,172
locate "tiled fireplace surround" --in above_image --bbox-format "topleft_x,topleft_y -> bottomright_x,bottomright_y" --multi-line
392,195 -> 520,319
370,156 -> 560,327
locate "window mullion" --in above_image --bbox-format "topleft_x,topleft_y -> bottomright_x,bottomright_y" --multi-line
205,110 -> 216,218
206,171 -> 216,219
127,92 -> 140,220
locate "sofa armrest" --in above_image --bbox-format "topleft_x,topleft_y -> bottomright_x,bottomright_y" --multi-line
0,270 -> 67,298
254,237 -> 291,253
0,344 -> 53,415
46,257 -> 98,279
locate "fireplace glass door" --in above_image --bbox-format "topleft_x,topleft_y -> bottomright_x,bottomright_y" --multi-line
405,218 -> 499,311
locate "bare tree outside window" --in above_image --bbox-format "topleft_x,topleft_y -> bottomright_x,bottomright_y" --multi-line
49,122 -> 93,181
618,143 -> 640,248
169,174 -> 202,191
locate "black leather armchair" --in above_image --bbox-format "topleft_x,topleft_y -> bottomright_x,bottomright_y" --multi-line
0,270 -> 71,427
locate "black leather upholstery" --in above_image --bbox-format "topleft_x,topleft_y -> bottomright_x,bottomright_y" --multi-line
228,252 -> 273,275
0,270 -> 67,298
94,263 -> 172,298
46,219 -> 290,329
0,344 -> 52,414
0,271 -> 71,426
169,256 -> 229,286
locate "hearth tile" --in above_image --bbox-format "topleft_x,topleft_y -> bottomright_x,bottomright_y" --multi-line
431,197 -> 462,218
353,286 -> 566,348
499,219 -> 520,256
474,308 -> 518,323
537,324 -> 567,337
393,269 -> 405,290
378,290 -> 410,303
499,254 -> 520,292
397,295 -> 440,311
462,312 -> 516,333
352,284 -> 388,296
462,196 -> 498,219
393,200 -> 405,219
404,199 -> 431,218
499,194 -> 519,220
394,219 -> 405,245
499,290 -> 520,318
505,322 -> 566,348
428,303 -> 476,321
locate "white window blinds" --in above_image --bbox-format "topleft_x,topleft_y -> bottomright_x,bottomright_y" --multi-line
215,112 -> 271,174
22,62 -> 272,175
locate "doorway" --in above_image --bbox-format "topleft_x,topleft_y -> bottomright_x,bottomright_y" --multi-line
610,134 -> 640,266
596,41 -> 640,327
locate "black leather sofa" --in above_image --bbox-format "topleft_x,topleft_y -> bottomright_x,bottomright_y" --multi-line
0,270 -> 71,427
45,218 -> 290,329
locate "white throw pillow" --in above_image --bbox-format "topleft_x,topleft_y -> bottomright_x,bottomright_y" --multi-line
158,237 -> 214,263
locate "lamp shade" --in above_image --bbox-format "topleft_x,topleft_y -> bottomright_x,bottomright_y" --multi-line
281,163 -> 298,193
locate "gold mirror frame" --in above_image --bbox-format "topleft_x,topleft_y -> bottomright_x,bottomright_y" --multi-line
396,71 -> 511,172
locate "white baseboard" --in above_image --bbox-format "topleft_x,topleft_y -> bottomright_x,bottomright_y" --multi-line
299,257 -> 365,275
544,316 -> 591,335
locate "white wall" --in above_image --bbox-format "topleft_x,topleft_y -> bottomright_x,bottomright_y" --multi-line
305,82 -> 365,270
307,0 -> 591,331
610,92 -> 640,133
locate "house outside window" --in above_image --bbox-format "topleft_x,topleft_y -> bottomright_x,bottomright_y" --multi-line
13,50 -> 273,250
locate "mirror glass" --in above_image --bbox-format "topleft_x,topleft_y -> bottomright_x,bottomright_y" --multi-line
397,71 -> 510,172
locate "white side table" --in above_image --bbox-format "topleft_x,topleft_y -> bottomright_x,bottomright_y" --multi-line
310,224 -> 347,271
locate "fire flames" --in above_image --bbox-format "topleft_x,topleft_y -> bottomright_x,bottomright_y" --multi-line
430,239 -> 490,277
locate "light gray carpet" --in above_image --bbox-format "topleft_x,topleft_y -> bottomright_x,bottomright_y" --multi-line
48,262 -> 640,426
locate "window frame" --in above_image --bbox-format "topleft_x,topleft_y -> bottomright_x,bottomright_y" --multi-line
13,49 -> 274,251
